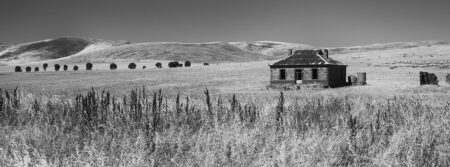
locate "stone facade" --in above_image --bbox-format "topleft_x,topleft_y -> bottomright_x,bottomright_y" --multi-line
269,66 -> 346,88
269,49 -> 347,88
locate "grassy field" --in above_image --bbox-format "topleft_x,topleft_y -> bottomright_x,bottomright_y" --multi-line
1,45 -> 450,166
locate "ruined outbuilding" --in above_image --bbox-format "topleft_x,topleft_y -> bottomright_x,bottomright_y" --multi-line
420,71 -> 438,85
268,49 -> 347,89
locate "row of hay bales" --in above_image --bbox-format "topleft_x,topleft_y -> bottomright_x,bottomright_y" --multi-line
347,72 -> 367,86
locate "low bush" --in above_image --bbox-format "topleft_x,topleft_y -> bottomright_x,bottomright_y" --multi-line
110,63 -> 117,70
128,63 -> 137,69
43,63 -> 48,71
34,67 -> 39,72
86,63 -> 93,70
156,62 -> 162,68
168,61 -> 180,68
25,66 -> 32,72
54,64 -> 61,71
14,66 -> 22,72
63,65 -> 68,71
185,61 -> 191,67
73,65 -> 79,71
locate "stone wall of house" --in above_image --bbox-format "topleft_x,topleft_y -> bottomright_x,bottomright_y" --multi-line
328,66 -> 347,87
301,67 -> 328,80
270,68 -> 279,81
286,68 -> 296,80
270,67 -> 328,83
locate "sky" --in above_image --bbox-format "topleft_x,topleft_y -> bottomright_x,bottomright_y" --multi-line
1,0 -> 450,47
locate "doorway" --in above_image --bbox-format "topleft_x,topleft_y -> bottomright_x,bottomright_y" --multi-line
295,69 -> 303,84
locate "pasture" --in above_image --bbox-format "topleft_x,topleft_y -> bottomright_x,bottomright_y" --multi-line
1,54 -> 450,97
1,47 -> 450,166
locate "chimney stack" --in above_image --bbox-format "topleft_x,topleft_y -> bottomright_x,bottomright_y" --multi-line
289,49 -> 293,56
323,49 -> 328,58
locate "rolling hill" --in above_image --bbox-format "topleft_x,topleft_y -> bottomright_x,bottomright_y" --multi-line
58,41 -> 269,64
229,41 -> 315,59
0,37 -> 448,65
0,37 -> 129,65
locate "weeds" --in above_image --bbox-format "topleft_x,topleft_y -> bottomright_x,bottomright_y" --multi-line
0,87 -> 449,166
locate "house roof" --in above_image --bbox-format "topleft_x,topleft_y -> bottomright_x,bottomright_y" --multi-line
271,50 -> 345,67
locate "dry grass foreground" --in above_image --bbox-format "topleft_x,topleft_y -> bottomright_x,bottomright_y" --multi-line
1,85 -> 450,166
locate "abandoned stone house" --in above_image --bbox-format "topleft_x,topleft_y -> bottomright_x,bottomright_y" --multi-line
268,49 -> 347,88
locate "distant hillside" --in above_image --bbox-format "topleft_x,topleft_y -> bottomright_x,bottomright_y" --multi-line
0,38 -> 268,64
0,44 -> 9,52
0,37 -> 129,65
59,42 -> 268,63
329,40 -> 449,54
0,37 -> 448,65
229,41 -> 314,60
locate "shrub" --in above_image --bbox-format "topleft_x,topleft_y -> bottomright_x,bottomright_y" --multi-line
73,65 -> 79,71
63,65 -> 68,71
43,63 -> 48,71
54,64 -> 61,71
168,61 -> 180,68
142,66 -> 146,69
86,63 -> 93,70
128,63 -> 137,69
185,61 -> 191,67
14,66 -> 22,72
110,63 -> 117,70
25,67 -> 32,72
34,67 -> 39,72
155,62 -> 162,68
203,63 -> 209,66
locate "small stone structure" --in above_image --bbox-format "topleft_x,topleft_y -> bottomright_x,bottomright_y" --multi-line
446,73 -> 450,85
356,72 -> 367,85
268,49 -> 347,89
347,73 -> 367,86
420,71 -> 438,85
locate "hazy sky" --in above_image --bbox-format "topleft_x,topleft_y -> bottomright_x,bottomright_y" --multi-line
1,0 -> 450,46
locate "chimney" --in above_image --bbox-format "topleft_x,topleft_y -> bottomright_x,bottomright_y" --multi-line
289,49 -> 293,56
323,49 -> 328,58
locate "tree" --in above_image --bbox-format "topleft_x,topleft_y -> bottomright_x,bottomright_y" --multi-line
14,66 -> 22,72
43,63 -> 48,71
54,64 -> 61,71
185,61 -> 191,67
86,62 -> 93,70
63,65 -> 68,71
155,62 -> 162,68
25,66 -> 32,72
128,63 -> 137,69
34,67 -> 39,72
168,61 -> 180,68
110,63 -> 117,70
73,65 -> 79,71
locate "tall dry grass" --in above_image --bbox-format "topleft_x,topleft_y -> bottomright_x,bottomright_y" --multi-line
0,87 -> 449,166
